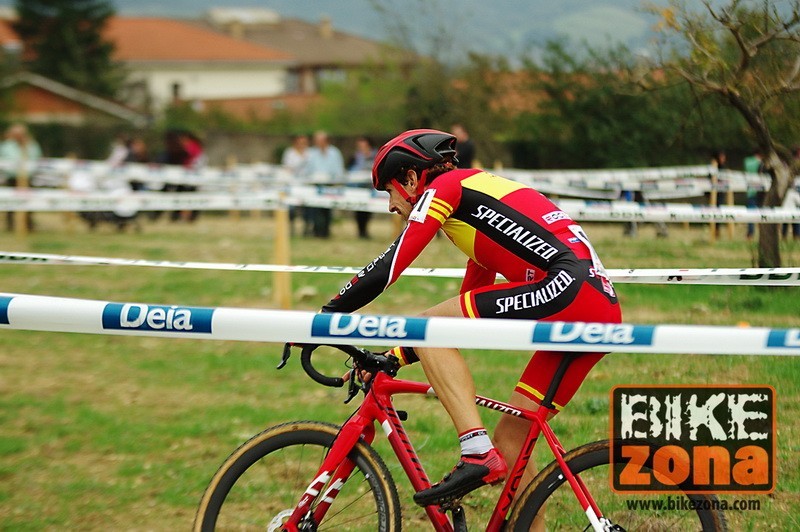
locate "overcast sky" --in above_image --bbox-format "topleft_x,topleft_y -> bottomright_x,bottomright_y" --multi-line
115,0 -> 660,56
0,0 -> 679,59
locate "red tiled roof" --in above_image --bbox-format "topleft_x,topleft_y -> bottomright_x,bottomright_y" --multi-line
104,17 -> 294,62
0,18 -> 21,47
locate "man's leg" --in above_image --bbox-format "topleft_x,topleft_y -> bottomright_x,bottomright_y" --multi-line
412,297 -> 507,505
415,297 -> 483,433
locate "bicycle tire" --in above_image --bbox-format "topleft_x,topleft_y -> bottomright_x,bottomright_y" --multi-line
507,440 -> 727,531
194,420 -> 402,532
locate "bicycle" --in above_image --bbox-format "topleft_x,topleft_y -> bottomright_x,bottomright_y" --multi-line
194,343 -> 728,531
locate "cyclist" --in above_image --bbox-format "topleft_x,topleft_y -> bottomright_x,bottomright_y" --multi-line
320,129 -> 622,506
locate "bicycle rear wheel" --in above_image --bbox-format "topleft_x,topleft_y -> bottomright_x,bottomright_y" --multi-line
194,420 -> 401,532
507,440 -> 727,531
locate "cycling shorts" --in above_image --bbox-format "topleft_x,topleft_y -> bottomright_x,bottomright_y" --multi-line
460,267 -> 621,411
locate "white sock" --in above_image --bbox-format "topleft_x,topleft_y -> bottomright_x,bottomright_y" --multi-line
459,428 -> 493,456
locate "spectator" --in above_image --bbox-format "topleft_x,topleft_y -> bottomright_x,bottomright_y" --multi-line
281,134 -> 310,174
621,189 -> 669,239
1,123 -> 42,231
452,123 -> 475,168
125,137 -> 150,191
125,137 -> 149,164
708,149 -> 727,238
281,134 -> 311,236
179,131 -> 206,170
106,133 -> 130,167
783,147 -> 800,240
160,130 -> 204,223
743,148 -> 763,240
306,130 -> 344,238
348,136 -> 376,239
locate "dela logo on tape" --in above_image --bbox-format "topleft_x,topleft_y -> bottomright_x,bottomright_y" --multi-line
532,322 -> 655,346
311,313 -> 427,340
611,385 -> 775,494
0,295 -> 11,324
102,303 -> 214,333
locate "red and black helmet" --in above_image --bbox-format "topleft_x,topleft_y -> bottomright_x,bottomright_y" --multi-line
371,129 -> 458,200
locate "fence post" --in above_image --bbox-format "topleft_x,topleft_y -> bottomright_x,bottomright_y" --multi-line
226,154 -> 240,223
708,172 -> 718,243
13,151 -> 29,239
273,195 -> 292,309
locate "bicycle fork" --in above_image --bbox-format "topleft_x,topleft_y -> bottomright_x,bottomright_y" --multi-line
282,411 -> 377,531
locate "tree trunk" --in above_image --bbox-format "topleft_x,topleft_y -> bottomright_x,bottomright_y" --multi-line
757,152 -> 792,268
757,224 -> 781,267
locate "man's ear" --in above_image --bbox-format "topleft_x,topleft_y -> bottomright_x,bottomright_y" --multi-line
405,169 -> 418,190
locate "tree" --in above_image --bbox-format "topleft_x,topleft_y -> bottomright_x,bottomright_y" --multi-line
13,0 -> 124,99
646,0 -> 800,267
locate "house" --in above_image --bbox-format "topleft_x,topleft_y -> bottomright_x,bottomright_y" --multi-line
103,17 -> 296,114
203,8 -> 415,95
1,71 -> 148,127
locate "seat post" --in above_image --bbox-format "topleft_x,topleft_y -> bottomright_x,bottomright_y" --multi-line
539,355 -> 575,410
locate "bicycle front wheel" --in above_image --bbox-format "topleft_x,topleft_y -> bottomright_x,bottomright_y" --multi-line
194,420 -> 401,532
507,440 -> 727,531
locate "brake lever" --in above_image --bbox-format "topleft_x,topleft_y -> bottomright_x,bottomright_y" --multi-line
277,343 -> 292,370
343,368 -> 359,404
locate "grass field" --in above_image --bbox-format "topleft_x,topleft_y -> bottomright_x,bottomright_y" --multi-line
1,211 -> 799,530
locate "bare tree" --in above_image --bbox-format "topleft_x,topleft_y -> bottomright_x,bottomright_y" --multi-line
647,0 -> 800,266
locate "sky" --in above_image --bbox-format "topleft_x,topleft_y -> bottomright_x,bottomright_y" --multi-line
0,0 -> 673,59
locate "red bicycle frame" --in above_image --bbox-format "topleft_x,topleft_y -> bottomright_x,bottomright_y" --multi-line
283,371 -> 606,532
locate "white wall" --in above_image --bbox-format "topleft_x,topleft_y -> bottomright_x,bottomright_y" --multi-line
127,63 -> 288,110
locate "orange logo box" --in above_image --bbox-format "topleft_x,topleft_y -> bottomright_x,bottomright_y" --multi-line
610,385 -> 775,494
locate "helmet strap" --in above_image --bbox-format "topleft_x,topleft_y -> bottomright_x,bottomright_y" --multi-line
389,178 -> 416,205
389,168 -> 429,206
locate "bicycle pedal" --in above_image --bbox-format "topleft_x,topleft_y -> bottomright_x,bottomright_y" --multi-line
436,499 -> 463,512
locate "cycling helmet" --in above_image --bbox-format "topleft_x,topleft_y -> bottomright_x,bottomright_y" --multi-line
371,129 -> 458,203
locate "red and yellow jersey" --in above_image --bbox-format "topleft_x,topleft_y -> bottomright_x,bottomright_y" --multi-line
323,169 -> 614,313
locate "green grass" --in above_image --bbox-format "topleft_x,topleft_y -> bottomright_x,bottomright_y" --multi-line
1,212 -> 799,530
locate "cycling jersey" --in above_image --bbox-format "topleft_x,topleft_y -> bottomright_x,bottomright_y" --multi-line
323,168 -> 621,410
323,169 -> 617,314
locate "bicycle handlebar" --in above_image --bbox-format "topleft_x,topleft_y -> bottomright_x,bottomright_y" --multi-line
298,344 -> 400,388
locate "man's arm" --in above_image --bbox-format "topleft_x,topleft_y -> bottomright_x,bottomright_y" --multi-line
322,212 -> 442,313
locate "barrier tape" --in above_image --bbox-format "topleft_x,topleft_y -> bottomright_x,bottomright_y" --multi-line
2,189 -> 800,222
2,251 -> 800,286
7,157 -> 800,199
0,292 -> 797,355
8,158 -> 795,190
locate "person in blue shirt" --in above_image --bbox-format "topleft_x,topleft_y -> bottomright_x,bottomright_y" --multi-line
306,131 -> 344,238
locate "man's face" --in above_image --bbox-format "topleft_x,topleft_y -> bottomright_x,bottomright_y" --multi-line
386,181 -> 416,221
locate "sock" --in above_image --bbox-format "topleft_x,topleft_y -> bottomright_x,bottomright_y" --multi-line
458,428 -> 493,456
388,346 -> 418,366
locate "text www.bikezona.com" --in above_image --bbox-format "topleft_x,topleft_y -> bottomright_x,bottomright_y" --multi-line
625,496 -> 761,512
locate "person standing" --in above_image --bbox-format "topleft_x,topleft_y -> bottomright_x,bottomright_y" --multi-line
281,134 -> 311,236
743,149 -> 763,240
1,123 -> 42,231
451,123 -> 475,169
306,130 -> 344,238
348,136 -> 376,239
